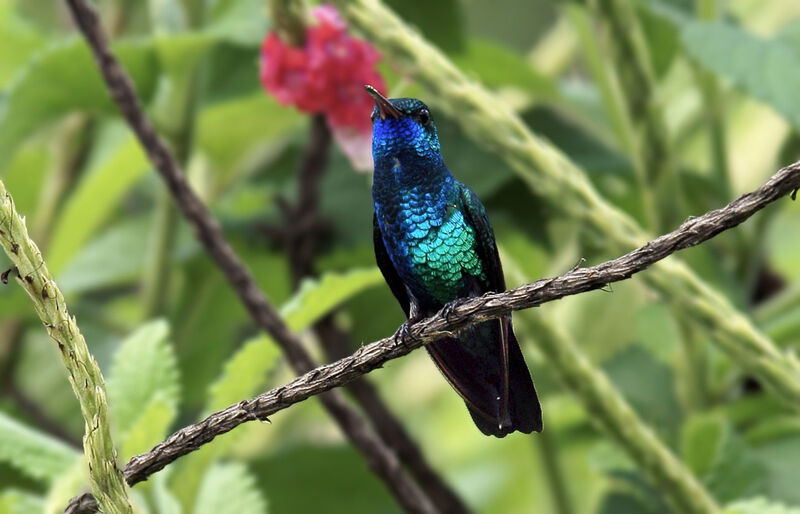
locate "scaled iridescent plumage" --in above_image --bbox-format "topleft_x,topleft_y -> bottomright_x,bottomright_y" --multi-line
367,86 -> 542,437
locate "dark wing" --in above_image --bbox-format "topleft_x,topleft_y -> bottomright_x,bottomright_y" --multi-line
373,212 -> 411,317
456,185 -> 505,293
453,183 -> 542,435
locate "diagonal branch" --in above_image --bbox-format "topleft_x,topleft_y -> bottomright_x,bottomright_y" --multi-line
63,1 -> 435,513
121,158 -> 800,489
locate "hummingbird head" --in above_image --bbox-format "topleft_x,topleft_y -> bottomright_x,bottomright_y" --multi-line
365,85 -> 442,171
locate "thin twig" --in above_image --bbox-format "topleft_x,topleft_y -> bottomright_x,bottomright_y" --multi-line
62,1 -> 435,513
274,115 -> 469,514
118,158 -> 800,490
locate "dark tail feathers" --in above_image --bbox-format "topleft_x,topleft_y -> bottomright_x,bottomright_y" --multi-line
426,318 -> 542,437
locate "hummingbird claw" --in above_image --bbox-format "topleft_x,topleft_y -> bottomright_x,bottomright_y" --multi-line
394,315 -> 423,349
441,300 -> 460,322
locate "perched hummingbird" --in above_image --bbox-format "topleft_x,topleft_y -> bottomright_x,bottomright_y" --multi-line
366,85 -> 542,437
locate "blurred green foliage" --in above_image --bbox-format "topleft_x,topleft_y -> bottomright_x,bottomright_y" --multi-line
1,0 -> 800,513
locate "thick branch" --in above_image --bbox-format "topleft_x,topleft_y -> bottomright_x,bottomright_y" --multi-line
121,159 -> 800,487
63,1 -> 434,513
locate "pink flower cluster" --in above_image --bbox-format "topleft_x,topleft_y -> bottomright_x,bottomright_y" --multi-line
260,4 -> 385,136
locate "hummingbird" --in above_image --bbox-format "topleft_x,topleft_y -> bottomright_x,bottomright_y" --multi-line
366,85 -> 542,437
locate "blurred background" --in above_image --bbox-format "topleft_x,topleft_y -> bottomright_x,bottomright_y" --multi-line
1,0 -> 800,513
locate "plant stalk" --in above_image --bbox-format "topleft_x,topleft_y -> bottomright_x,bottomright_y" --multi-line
0,180 -> 132,513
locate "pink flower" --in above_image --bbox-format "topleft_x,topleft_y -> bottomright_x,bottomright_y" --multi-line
260,4 -> 386,170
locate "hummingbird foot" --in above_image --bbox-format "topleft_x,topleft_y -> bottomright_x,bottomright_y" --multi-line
393,315 -> 423,349
440,298 -> 466,322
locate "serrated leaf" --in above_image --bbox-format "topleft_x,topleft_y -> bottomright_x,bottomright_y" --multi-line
207,268 -> 383,412
705,428 -> 768,503
107,320 -> 180,439
0,39 -> 158,170
682,416 -> 768,503
119,394 -> 177,461
682,20 -> 800,129
0,411 -> 79,483
47,133 -> 149,274
725,498 -> 800,514
206,335 -> 281,412
280,268 -> 384,331
193,463 -> 267,514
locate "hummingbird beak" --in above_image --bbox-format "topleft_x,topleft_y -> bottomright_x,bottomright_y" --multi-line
365,85 -> 402,120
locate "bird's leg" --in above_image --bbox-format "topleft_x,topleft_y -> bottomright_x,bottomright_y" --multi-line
440,298 -> 463,322
393,315 -> 424,349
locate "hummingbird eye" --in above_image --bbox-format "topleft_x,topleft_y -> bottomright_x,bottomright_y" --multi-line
416,108 -> 431,127
370,110 -> 378,122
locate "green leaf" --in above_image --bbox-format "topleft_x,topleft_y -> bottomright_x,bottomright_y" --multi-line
705,428 -> 768,503
636,2 -> 680,78
602,345 -> 683,439
725,498 -> 800,514
119,393 -> 177,461
204,0 -> 268,46
682,20 -> 800,129
251,445 -> 397,514
682,415 -> 768,503
152,470 -> 183,514
0,490 -> 44,514
451,38 -> 557,99
0,1 -> 45,87
385,0 -> 464,52
0,411 -> 78,483
193,463 -> 267,514
42,457 -> 90,514
206,335 -> 281,412
0,141 -> 49,224
280,268 -> 384,331
57,213 -> 198,293
107,320 -> 180,439
196,93 -> 303,189
207,268 -> 383,412
47,132 -> 149,274
0,39 -> 158,170
751,434 -> 800,504
153,32 -> 216,78
598,471 -> 671,514
681,414 -> 725,478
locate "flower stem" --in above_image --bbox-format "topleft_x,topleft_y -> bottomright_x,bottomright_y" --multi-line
0,180 -> 132,513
